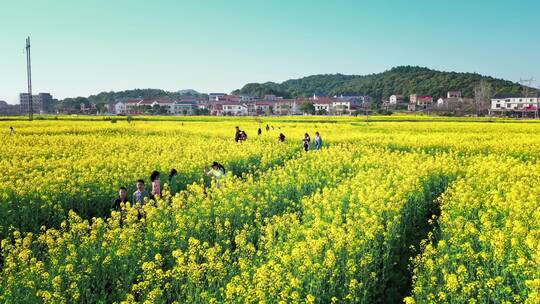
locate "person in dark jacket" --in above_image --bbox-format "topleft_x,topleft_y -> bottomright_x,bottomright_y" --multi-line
279,133 -> 286,142
257,128 -> 262,136
303,133 -> 311,151
112,186 -> 129,211
235,126 -> 241,142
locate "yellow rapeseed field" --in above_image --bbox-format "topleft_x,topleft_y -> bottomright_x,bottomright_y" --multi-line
0,116 -> 539,303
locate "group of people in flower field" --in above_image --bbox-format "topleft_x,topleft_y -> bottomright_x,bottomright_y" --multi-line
112,162 -> 226,212
111,125 -> 322,212
237,124 -> 323,151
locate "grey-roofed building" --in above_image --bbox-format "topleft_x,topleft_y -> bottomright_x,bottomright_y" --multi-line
20,93 -> 54,114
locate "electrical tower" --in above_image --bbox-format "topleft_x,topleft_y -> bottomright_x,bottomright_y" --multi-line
26,36 -> 33,121
519,77 -> 534,98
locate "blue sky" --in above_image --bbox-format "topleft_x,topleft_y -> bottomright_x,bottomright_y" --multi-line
1,0 -> 539,103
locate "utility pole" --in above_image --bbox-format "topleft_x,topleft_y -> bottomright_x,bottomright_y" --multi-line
26,36 -> 33,121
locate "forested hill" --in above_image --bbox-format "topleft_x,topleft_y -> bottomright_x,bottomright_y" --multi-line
233,66 -> 525,102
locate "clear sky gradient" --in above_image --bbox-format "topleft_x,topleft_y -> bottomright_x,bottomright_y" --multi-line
1,0 -> 539,103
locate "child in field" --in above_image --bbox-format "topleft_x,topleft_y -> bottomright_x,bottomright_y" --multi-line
205,161 -> 225,188
133,179 -> 150,205
258,128 -> 262,136
240,131 -> 248,141
279,133 -> 286,142
168,169 -> 178,195
150,171 -> 161,197
112,186 -> 129,211
313,132 -> 323,150
303,133 -> 311,151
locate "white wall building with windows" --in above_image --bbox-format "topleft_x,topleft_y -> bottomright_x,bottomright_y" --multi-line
222,103 -> 248,116
491,93 -> 539,111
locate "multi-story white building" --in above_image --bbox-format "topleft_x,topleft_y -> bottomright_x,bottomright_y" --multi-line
174,101 -> 196,115
114,102 -> 126,114
222,102 -> 248,116
490,93 -> 539,113
332,100 -> 351,115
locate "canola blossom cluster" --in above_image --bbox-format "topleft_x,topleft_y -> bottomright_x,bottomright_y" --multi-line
0,117 -> 539,303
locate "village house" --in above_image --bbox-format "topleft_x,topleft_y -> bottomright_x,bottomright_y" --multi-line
489,93 -> 539,117
334,94 -> 370,104
332,99 -> 351,115
408,94 -> 433,111
80,102 -> 97,114
221,102 -> 248,116
209,102 -> 223,116
311,95 -> 333,114
383,94 -> 405,110
389,94 -> 405,104
208,93 -> 227,102
436,91 -> 474,109
248,101 -> 275,116
274,99 -> 299,115
447,91 -> 462,98
114,101 -> 126,114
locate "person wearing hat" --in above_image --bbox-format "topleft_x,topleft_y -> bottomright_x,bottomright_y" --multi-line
204,161 -> 225,188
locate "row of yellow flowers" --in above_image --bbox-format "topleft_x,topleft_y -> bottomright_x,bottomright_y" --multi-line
406,156 -> 540,304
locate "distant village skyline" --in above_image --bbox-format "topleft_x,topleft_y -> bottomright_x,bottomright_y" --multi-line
1,0 -> 539,104
1,64 -> 537,105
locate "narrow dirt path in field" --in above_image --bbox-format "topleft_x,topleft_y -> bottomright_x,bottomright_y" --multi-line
379,175 -> 454,303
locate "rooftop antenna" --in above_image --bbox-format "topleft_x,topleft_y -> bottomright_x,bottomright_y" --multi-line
25,36 -> 33,121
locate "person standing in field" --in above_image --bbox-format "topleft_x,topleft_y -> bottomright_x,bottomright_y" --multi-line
313,131 -> 323,150
168,168 -> 178,195
303,133 -> 311,151
205,161 -> 225,188
235,126 -> 241,142
279,133 -> 286,142
133,179 -> 150,205
266,124 -> 270,132
150,171 -> 161,197
258,128 -> 262,136
112,186 -> 129,211
9,126 -> 14,136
